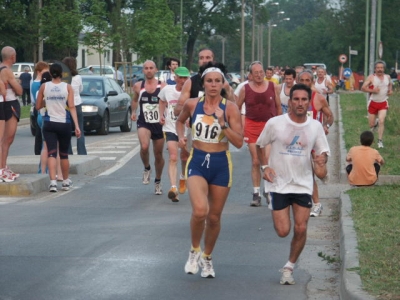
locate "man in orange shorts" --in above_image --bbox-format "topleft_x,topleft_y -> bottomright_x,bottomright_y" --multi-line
237,61 -> 281,206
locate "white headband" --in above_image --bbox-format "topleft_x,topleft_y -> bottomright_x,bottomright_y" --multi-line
201,67 -> 224,78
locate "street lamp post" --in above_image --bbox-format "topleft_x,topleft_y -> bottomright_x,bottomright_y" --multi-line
267,13 -> 290,67
211,35 -> 226,65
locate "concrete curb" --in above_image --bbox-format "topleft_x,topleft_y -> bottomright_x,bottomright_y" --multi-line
337,95 -> 376,300
1,155 -> 101,196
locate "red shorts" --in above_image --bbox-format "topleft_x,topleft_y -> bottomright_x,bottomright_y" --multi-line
244,118 -> 267,144
368,100 -> 388,115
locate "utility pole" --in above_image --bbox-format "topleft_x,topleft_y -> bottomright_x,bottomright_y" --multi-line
252,2 -> 255,62
180,0 -> 183,64
369,0 -> 377,74
364,0 -> 370,79
38,0 -> 43,61
240,0 -> 245,81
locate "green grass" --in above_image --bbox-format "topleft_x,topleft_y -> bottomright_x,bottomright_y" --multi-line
341,92 -> 400,299
340,92 -> 400,175
20,105 -> 31,119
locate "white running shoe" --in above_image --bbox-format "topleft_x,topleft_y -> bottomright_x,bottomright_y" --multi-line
199,255 -> 215,278
377,140 -> 384,148
142,169 -> 151,184
5,166 -> 19,179
0,169 -> 15,182
155,182 -> 162,195
280,267 -> 295,285
184,250 -> 201,274
310,203 -> 323,217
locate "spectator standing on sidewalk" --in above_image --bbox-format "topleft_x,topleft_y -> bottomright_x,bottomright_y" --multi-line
31,61 -> 49,155
19,67 -> 32,106
36,63 -> 81,192
158,67 -> 190,202
0,46 -> 23,182
257,83 -> 330,285
361,60 -> 393,149
62,57 -> 87,155
346,131 -> 384,186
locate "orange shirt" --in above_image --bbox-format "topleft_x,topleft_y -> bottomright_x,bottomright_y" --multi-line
346,146 -> 383,185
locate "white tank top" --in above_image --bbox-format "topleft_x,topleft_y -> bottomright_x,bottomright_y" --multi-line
280,83 -> 290,106
43,81 -> 71,123
369,74 -> 390,103
314,78 -> 328,99
5,83 -> 17,101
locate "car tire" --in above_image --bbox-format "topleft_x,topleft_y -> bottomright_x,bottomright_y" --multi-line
120,109 -> 132,132
96,111 -> 110,135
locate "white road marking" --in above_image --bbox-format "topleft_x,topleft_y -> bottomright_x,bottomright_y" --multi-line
98,144 -> 140,176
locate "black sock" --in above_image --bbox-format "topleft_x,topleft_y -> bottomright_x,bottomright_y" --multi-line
155,179 -> 161,184
145,165 -> 151,171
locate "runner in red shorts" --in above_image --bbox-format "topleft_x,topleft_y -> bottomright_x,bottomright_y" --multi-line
237,61 -> 281,207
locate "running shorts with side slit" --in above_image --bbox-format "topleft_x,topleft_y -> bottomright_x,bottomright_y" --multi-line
269,192 -> 312,210
0,102 -> 5,120
186,147 -> 232,187
5,100 -> 20,122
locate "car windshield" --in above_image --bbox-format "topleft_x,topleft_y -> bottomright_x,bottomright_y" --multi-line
81,79 -> 104,96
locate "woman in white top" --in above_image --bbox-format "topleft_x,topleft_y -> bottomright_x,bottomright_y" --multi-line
36,63 -> 81,192
62,57 -> 87,154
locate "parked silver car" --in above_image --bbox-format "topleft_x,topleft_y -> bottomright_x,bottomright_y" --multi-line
80,76 -> 132,135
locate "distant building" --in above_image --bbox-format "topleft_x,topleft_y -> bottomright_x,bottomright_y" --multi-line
76,33 -> 138,68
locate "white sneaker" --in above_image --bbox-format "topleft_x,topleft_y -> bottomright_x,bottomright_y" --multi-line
377,140 -> 384,148
0,169 -> 15,182
155,182 -> 162,195
310,203 -> 323,217
199,255 -> 215,278
5,166 -> 19,179
280,267 -> 295,285
142,169 -> 151,184
184,250 -> 201,274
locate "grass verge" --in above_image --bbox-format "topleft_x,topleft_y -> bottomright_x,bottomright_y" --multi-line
341,91 -> 400,299
20,105 -> 31,119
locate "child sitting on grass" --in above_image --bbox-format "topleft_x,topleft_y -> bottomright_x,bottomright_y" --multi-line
346,131 -> 384,186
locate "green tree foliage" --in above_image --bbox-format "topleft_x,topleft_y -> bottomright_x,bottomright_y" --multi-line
129,0 -> 180,66
81,0 -> 113,70
40,0 -> 83,57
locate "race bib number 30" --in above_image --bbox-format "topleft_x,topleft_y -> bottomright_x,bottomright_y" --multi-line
143,103 -> 160,123
192,114 -> 221,143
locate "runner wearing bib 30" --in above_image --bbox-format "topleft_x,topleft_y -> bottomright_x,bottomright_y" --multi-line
131,60 -> 166,195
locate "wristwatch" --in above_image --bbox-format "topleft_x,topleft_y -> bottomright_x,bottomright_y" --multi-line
220,122 -> 229,129
326,124 -> 330,128
261,165 -> 269,171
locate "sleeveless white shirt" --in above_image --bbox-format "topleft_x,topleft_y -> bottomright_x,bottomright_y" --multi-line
369,74 -> 390,103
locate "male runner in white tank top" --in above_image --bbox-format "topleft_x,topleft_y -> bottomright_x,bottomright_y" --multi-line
361,60 -> 393,148
277,68 -> 296,114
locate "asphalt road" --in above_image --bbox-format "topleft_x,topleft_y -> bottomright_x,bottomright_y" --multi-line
0,101 -> 342,299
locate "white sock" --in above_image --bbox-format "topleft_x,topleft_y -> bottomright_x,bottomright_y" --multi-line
253,187 -> 260,194
284,261 -> 295,270
50,180 -> 57,185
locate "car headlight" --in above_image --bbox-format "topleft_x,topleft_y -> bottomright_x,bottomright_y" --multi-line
82,105 -> 98,113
